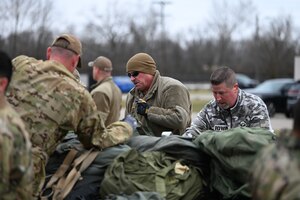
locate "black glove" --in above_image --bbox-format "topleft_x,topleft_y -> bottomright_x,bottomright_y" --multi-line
122,114 -> 138,130
137,99 -> 149,116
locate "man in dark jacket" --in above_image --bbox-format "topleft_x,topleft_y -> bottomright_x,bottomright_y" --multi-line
125,52 -> 191,136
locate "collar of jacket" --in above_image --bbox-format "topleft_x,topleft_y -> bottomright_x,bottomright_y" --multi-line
90,76 -> 112,90
130,70 -> 160,101
44,60 -> 80,84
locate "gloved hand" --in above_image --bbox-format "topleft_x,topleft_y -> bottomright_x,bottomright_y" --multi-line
122,114 -> 138,130
137,99 -> 149,116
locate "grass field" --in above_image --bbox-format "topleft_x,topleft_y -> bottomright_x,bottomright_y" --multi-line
189,89 -> 211,95
192,99 -> 210,112
190,89 -> 212,112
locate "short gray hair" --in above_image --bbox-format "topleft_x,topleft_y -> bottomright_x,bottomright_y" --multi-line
210,66 -> 237,87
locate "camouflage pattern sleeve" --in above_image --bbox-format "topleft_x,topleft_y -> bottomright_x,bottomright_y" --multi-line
58,74 -> 133,150
250,131 -> 300,199
92,121 -> 133,149
0,104 -> 33,200
77,90 -> 133,149
71,90 -> 99,149
183,102 -> 212,138
244,93 -> 273,132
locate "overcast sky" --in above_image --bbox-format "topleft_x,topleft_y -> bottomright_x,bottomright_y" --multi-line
53,0 -> 300,39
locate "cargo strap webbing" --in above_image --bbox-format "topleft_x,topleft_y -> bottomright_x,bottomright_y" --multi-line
40,148 -> 99,200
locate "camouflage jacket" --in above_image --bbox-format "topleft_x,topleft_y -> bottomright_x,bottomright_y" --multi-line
7,56 -> 132,155
250,130 -> 300,199
125,70 -> 192,136
184,89 -> 272,137
90,76 -> 122,126
0,100 -> 33,200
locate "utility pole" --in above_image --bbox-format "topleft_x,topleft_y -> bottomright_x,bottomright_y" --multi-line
154,0 -> 171,74
254,15 -> 260,81
154,0 -> 171,40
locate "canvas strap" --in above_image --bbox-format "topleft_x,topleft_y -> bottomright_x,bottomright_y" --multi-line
40,148 -> 99,200
52,148 -> 99,199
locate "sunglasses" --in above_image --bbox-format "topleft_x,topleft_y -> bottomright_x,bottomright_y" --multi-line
127,71 -> 140,78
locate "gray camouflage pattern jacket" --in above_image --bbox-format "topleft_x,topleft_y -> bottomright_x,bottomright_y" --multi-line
125,71 -> 192,136
184,89 -> 272,137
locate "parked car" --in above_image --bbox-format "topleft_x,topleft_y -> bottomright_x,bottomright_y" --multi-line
244,78 -> 295,117
286,81 -> 300,118
113,76 -> 134,93
236,73 -> 259,89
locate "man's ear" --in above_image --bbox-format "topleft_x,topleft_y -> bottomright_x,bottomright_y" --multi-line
0,77 -> 8,93
46,47 -> 52,60
71,55 -> 80,71
95,67 -> 100,74
233,82 -> 239,92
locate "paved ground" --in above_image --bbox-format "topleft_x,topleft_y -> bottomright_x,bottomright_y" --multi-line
269,113 -> 293,130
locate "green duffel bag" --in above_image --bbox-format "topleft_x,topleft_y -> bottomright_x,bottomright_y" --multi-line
100,149 -> 204,200
193,127 -> 276,199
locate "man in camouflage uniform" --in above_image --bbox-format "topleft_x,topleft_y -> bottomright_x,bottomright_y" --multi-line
250,99 -> 300,199
89,56 -> 122,126
6,34 -> 133,195
0,51 -> 33,199
125,52 -> 192,136
183,66 -> 272,138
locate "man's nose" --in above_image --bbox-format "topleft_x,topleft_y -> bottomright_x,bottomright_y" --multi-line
215,94 -> 222,101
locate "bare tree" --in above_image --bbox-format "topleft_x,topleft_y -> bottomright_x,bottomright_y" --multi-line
206,0 -> 255,66
128,8 -> 160,52
31,0 -> 54,58
254,16 -> 296,79
81,0 -> 133,71
1,0 -> 53,56
2,0 -> 36,54
81,0 -> 163,76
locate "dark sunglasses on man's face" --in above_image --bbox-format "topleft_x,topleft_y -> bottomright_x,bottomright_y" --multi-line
127,71 -> 140,78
